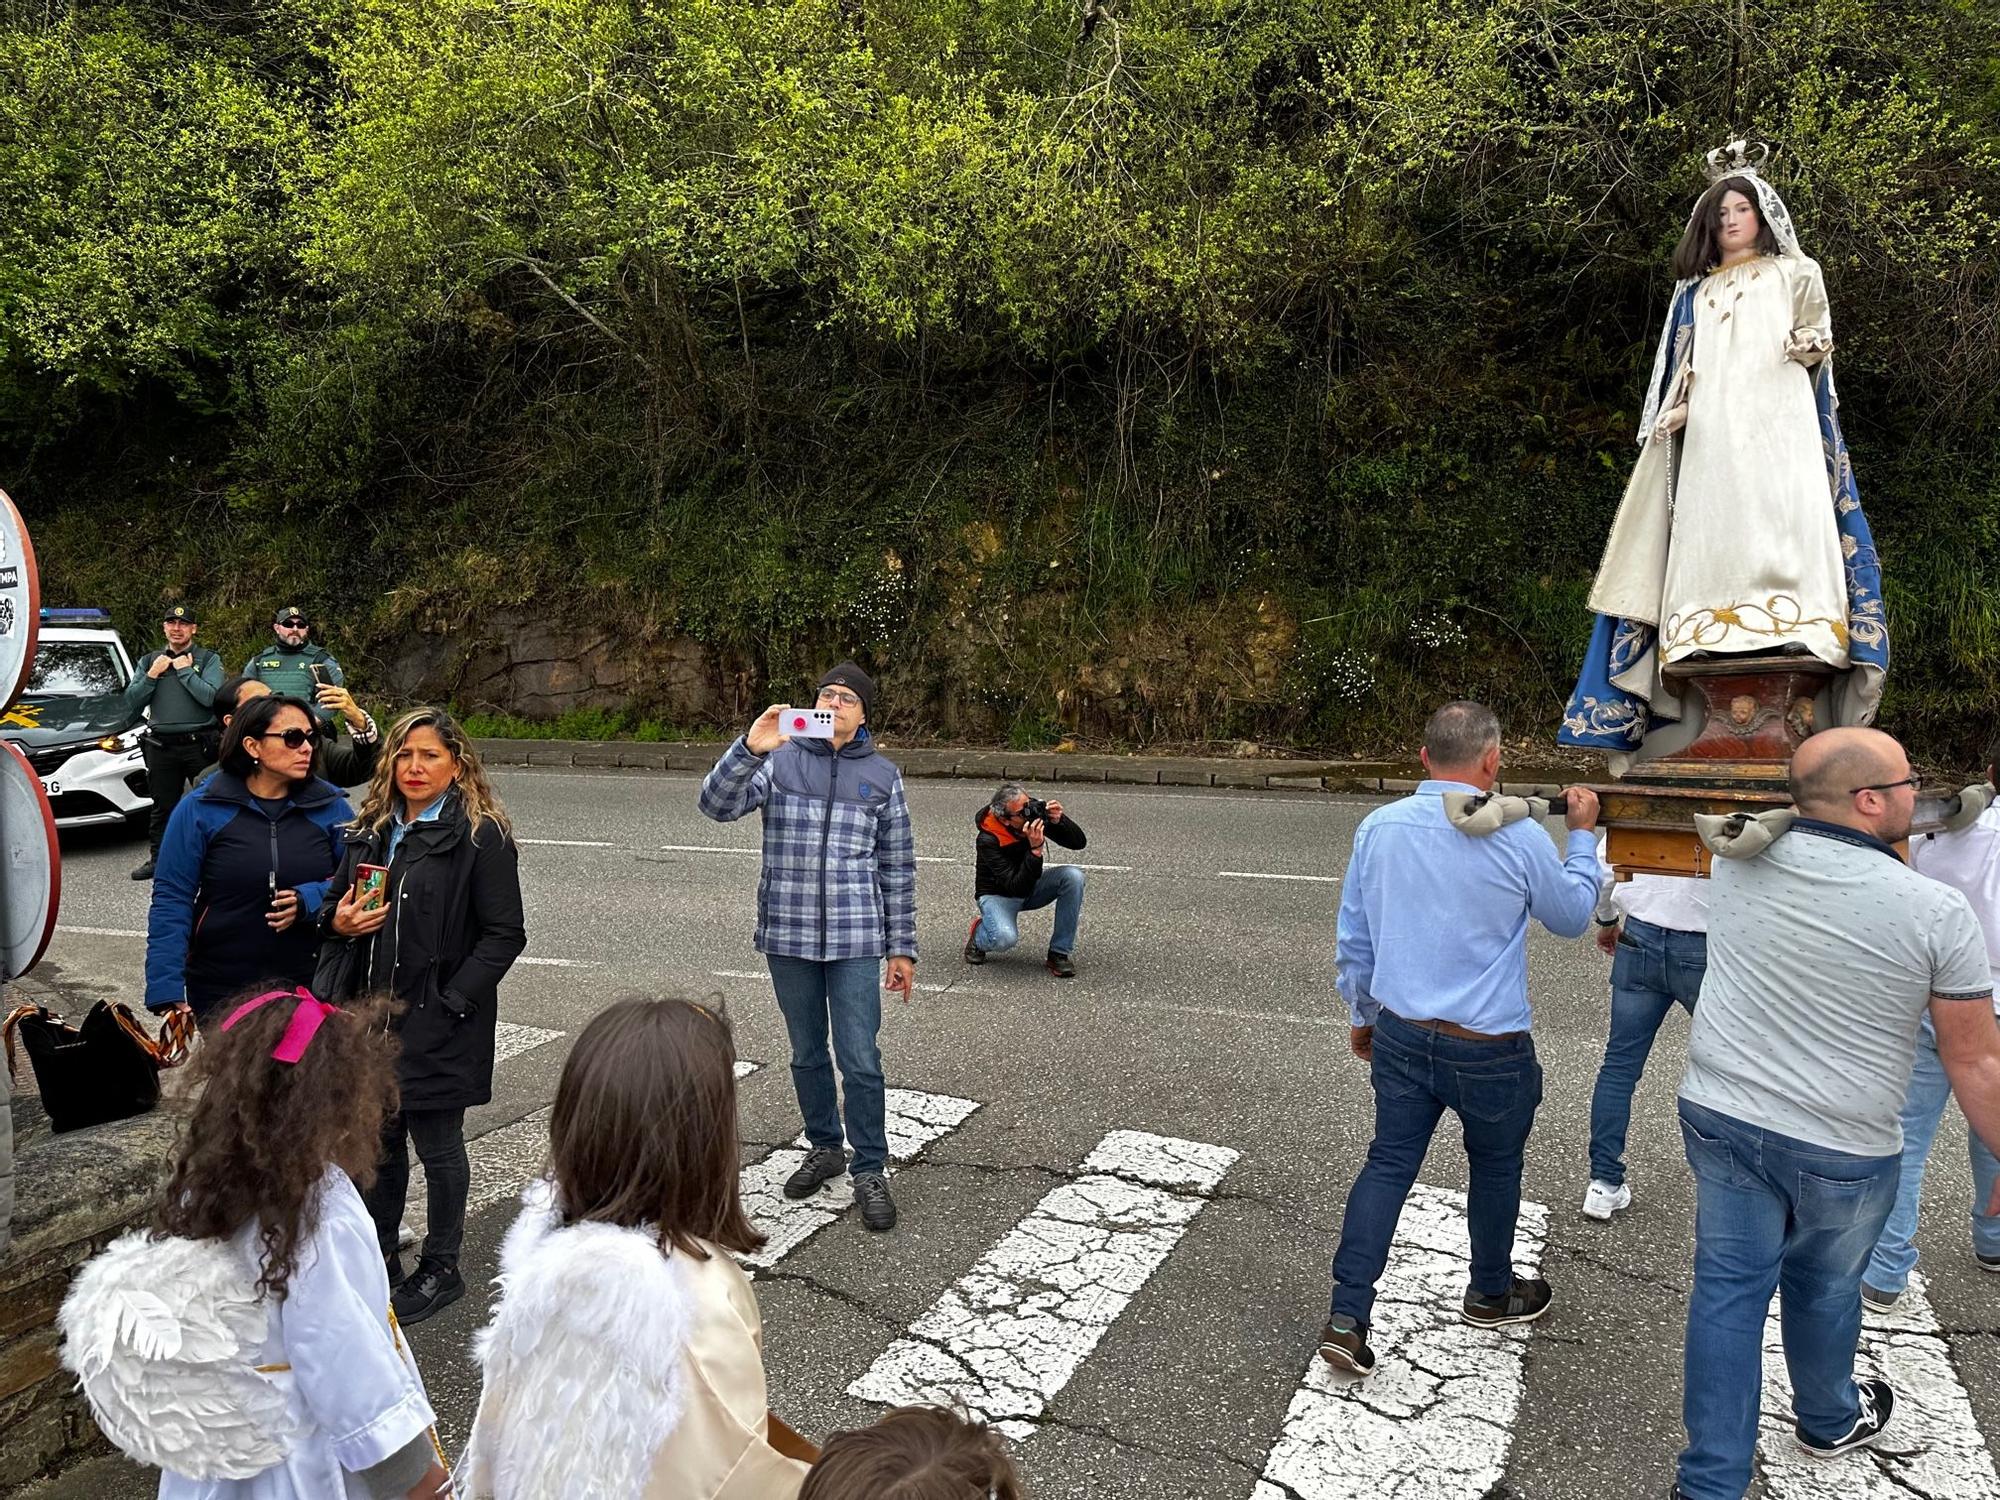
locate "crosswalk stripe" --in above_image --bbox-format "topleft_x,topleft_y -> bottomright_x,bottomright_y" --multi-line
738,1088 -> 980,1274
1252,1184 -> 1549,1499
492,1021 -> 564,1065
846,1129 -> 1238,1438
1757,1270 -> 1999,1496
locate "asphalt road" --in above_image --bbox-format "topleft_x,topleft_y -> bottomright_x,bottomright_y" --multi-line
25,766 -> 2000,1499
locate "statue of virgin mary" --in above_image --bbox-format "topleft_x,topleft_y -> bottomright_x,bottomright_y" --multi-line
1558,142 -> 1888,762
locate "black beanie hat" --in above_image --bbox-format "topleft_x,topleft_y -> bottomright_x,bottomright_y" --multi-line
817,661 -> 877,722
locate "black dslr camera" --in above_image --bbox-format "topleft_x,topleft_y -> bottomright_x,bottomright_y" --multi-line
1022,797 -> 1051,823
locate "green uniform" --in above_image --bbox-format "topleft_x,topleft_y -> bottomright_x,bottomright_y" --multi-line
124,647 -> 222,732
242,640 -> 344,719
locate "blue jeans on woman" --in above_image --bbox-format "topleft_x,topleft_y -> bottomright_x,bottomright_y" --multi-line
766,956 -> 888,1177
1589,917 -> 1705,1186
975,864 -> 1085,957
1329,1008 -> 1543,1326
1862,1013 -> 2000,1295
1676,1098 -> 1901,1500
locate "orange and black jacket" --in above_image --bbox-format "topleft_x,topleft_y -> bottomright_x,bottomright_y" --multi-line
974,805 -> 1088,900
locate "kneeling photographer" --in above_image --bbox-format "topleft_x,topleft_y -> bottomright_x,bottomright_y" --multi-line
966,783 -> 1088,978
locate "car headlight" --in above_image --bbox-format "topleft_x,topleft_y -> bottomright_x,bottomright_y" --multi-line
97,728 -> 145,754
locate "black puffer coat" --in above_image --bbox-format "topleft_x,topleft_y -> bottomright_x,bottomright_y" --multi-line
313,792 -> 526,1109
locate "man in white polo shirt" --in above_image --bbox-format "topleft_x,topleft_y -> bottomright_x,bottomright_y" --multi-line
1672,727 -> 2000,1500
1584,851 -> 1709,1221
1859,731 -> 2000,1309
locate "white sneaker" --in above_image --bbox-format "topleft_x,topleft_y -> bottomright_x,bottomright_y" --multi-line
397,1218 -> 417,1250
1581,1180 -> 1632,1221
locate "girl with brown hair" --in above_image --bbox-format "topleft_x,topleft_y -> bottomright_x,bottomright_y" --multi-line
803,1407 -> 1025,1500
59,987 -> 449,1500
457,995 -> 809,1500
316,706 -> 526,1325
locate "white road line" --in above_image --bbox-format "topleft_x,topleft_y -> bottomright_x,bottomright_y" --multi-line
517,837 -> 619,848
54,924 -> 591,974
847,1129 -> 1238,1439
1073,864 -> 1133,873
1116,999 -> 1340,1029
493,1021 -> 565,1065
1253,1183 -> 1549,1499
738,1088 -> 979,1274
1217,871 -> 1340,884
661,843 -> 759,855
1757,1270 -> 1998,1497
708,967 -> 978,997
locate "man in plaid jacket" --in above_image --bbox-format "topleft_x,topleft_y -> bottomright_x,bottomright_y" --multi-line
699,661 -> 918,1231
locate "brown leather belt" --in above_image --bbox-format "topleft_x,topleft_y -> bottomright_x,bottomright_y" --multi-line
1391,1012 -> 1526,1044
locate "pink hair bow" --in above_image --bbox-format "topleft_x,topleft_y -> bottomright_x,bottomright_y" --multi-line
219,986 -> 339,1064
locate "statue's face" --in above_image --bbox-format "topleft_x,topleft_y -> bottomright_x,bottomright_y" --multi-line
1717,190 -> 1761,254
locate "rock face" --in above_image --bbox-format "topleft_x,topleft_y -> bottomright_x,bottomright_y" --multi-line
375,609 -> 739,723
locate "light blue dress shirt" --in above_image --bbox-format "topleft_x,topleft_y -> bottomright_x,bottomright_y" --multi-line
1336,779 -> 1601,1034
386,794 -> 448,864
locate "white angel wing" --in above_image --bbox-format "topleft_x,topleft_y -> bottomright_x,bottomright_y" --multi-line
58,1229 -> 300,1479
459,1203 -> 693,1500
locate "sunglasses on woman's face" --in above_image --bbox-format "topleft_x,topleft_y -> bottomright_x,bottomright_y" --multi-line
258,727 -> 318,749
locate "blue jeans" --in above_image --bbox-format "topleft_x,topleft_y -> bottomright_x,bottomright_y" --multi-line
1677,1098 -> 1901,1500
975,864 -> 1086,956
1589,917 -> 1705,1186
1329,1008 -> 1543,1325
1862,1014 -> 2000,1294
766,956 -> 888,1177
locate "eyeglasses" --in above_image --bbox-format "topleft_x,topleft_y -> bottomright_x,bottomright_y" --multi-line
276,619 -> 309,629
1849,773 -> 1923,796
816,687 -> 862,708
258,727 -> 318,749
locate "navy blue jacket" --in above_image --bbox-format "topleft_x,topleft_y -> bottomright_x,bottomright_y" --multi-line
144,772 -> 351,1012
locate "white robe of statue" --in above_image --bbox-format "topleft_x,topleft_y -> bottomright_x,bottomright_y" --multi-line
1588,251 -> 1853,723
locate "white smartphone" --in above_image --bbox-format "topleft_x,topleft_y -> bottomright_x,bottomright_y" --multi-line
776,706 -> 838,740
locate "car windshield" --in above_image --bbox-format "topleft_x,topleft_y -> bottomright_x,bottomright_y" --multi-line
26,642 -> 125,696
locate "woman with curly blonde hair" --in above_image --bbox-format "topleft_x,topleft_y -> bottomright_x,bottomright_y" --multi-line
315,707 -> 526,1325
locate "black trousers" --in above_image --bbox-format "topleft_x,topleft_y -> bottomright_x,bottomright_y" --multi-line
363,1107 -> 470,1270
141,735 -> 210,854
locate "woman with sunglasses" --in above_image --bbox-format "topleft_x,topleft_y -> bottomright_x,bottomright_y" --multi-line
143,694 -> 352,1027
315,708 -> 526,1326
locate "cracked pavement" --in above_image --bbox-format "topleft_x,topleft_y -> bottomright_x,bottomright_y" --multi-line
30,767 -> 2000,1499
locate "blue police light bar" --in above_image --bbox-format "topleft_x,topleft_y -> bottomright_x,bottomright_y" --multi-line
38,608 -> 111,623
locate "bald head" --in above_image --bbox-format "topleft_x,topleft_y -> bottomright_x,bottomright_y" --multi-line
1789,727 -> 1907,820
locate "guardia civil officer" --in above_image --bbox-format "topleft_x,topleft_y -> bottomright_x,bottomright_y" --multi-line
243,605 -> 344,722
126,602 -> 222,881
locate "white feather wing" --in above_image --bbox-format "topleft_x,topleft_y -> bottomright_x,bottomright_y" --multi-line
459,1199 -> 693,1499
59,1230 -> 299,1479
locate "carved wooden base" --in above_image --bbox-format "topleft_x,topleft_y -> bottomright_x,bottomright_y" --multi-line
1594,655 -> 1836,878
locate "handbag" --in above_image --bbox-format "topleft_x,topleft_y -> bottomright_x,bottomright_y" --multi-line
2,1002 -> 195,1134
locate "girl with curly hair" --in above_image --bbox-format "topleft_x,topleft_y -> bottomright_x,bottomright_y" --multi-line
59,987 -> 449,1499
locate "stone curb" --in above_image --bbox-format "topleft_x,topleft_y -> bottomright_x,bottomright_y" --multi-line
472,739 -> 1575,799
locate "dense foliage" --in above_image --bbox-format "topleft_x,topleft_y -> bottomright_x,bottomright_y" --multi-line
3,0 -> 1997,753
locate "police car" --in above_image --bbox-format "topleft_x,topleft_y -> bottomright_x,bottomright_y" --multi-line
0,609 -> 152,828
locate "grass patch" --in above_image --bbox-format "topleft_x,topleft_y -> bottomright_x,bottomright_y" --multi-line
456,707 -> 718,742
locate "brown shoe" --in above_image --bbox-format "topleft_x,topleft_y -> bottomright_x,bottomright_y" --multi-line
1317,1315 -> 1375,1376
1461,1275 -> 1552,1328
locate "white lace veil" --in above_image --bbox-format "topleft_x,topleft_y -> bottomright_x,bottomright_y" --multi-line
1635,141 -> 1806,443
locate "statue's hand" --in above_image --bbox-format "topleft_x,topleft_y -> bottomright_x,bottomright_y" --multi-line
1652,405 -> 1688,445
1785,328 -> 1833,365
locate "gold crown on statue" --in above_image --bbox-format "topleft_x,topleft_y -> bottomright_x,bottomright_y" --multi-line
1704,138 -> 1773,181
